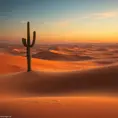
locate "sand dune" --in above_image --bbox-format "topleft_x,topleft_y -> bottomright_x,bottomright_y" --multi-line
93,59 -> 117,65
111,50 -> 118,53
0,53 -> 98,75
1,63 -> 118,96
95,47 -> 108,51
32,50 -> 94,61
0,62 -> 118,118
1,53 -> 118,96
1,53 -> 118,118
0,54 -> 25,74
0,96 -> 118,118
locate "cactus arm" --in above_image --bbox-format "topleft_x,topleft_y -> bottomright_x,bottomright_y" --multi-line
22,38 -> 27,47
30,31 -> 36,47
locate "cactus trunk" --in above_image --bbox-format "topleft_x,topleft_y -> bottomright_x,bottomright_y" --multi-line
27,44 -> 31,72
22,22 -> 36,72
27,22 -> 31,72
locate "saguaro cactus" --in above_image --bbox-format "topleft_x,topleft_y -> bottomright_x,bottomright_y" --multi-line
22,22 -> 36,72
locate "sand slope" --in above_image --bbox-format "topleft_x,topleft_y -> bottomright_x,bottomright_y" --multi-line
32,50 -> 93,61
0,53 -> 98,74
0,96 -> 118,118
0,53 -> 118,96
1,53 -> 118,118
1,63 -> 118,96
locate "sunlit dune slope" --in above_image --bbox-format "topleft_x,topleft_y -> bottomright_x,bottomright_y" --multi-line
0,54 -> 25,74
1,63 -> 118,96
0,53 -> 97,74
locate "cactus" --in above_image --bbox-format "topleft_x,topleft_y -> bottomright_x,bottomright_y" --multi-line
22,22 -> 36,72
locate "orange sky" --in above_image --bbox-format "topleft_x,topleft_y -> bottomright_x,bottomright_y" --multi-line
1,0 -> 118,44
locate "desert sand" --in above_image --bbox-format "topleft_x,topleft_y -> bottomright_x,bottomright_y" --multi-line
0,53 -> 118,118
0,96 -> 118,118
0,53 -> 99,74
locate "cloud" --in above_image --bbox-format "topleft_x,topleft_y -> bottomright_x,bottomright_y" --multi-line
91,11 -> 118,19
45,19 -> 72,27
80,11 -> 118,20
80,16 -> 90,19
56,20 -> 72,27
20,20 -> 27,24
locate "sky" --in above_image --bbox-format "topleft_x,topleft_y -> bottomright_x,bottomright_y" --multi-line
1,0 -> 118,44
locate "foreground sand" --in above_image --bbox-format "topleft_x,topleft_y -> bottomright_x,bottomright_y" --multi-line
0,64 -> 118,118
0,96 -> 118,118
1,53 -> 118,118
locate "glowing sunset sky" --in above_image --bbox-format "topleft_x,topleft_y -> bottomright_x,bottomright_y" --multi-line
1,0 -> 118,43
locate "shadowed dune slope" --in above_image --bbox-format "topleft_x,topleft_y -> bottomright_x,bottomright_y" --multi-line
1,63 -> 118,96
32,50 -> 93,61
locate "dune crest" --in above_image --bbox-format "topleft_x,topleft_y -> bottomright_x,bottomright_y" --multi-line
32,50 -> 94,61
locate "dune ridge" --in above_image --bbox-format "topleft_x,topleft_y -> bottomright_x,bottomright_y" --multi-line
32,50 -> 94,61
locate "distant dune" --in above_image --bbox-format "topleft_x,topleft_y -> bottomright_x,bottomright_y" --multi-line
32,50 -> 94,61
93,59 -> 116,65
111,50 -> 118,53
95,47 -> 108,51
